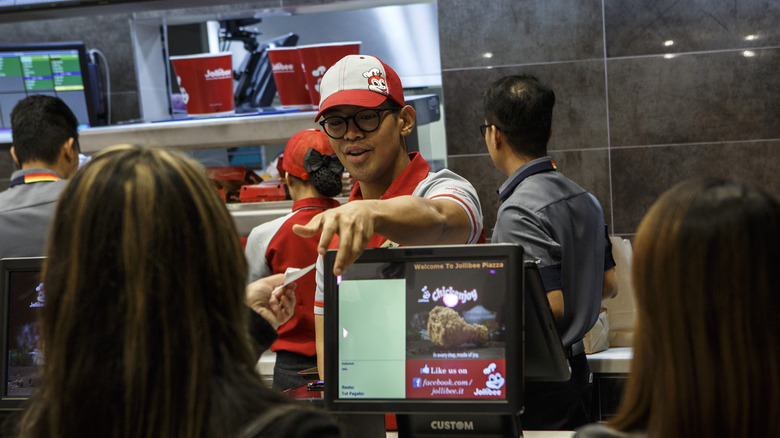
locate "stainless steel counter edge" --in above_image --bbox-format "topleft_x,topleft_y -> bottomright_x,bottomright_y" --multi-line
228,200 -> 295,237
586,347 -> 632,374
78,111 -> 320,153
228,197 -> 348,237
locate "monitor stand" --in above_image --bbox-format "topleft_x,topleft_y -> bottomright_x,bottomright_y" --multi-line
396,413 -> 522,438
334,413 -> 387,438
284,382 -> 386,438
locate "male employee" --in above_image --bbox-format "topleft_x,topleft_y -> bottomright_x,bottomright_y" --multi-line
481,74 -> 617,430
0,95 -> 81,259
293,54 -> 485,377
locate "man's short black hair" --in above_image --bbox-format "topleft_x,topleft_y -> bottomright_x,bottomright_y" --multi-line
10,95 -> 79,166
483,74 -> 555,158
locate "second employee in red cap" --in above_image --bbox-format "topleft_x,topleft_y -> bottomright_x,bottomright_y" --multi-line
245,128 -> 344,391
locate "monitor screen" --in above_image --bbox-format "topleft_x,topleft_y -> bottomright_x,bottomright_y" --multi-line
323,244 -> 524,417
0,41 -> 98,144
0,257 -> 45,413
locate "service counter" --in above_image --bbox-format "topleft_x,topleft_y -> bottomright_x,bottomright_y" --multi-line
586,347 -> 632,374
258,348 -> 632,433
586,347 -> 632,421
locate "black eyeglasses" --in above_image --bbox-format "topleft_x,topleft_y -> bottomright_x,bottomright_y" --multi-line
479,123 -> 502,137
319,108 -> 399,139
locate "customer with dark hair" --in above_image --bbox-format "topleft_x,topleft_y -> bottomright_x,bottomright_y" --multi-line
482,74 -> 617,430
245,129 -> 344,391
575,178 -> 780,438
0,95 -> 81,259
10,145 -> 343,438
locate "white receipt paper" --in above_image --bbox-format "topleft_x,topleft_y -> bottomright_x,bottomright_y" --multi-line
272,263 -> 316,297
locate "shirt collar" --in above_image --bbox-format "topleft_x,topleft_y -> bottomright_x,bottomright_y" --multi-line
349,152 -> 431,201
292,197 -> 342,211
497,156 -> 557,202
9,168 -> 64,188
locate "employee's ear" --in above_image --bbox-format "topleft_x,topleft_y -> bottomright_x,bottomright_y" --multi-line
285,172 -> 301,190
10,146 -> 19,167
492,126 -> 504,149
61,137 -> 77,163
398,105 -> 416,137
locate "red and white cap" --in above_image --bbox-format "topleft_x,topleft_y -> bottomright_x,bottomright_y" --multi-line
315,54 -> 405,121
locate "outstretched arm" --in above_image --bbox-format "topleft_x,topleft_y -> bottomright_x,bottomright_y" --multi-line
294,196 -> 474,275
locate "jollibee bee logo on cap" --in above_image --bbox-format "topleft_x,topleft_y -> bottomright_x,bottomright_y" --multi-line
363,68 -> 388,95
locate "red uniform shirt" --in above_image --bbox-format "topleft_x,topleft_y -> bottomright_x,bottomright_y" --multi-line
245,197 -> 342,356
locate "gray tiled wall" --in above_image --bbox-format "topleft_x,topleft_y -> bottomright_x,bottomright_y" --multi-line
1,0 -> 778,238
439,0 -> 780,238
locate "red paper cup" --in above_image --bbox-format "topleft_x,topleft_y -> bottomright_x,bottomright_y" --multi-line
297,42 -> 361,106
267,47 -> 312,107
170,52 -> 234,115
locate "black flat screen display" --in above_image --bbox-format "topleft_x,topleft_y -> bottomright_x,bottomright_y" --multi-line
323,244 -> 524,415
0,257 -> 45,412
0,41 -> 97,144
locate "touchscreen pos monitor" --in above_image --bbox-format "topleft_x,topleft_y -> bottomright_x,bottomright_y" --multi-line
0,257 -> 45,417
323,244 -> 527,437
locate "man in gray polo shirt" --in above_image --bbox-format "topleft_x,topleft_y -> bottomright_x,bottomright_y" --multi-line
481,74 -> 617,430
0,95 -> 81,259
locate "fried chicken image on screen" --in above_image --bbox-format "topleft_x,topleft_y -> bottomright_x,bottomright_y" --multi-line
427,306 -> 489,348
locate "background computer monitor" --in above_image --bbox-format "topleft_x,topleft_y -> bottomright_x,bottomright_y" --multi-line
323,244 -> 525,436
232,32 -> 298,112
0,257 -> 45,418
0,41 -> 102,144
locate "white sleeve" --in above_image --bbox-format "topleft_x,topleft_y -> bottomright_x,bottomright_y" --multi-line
412,169 -> 484,244
313,254 -> 325,315
243,215 -> 288,282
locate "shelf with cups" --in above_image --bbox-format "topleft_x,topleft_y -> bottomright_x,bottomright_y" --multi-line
77,110 -> 319,154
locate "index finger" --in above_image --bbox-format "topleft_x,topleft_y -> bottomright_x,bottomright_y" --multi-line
331,224 -> 367,276
316,215 -> 341,256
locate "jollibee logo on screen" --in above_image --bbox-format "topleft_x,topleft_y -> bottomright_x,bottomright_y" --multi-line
474,362 -> 504,396
417,285 -> 478,306
29,283 -> 45,308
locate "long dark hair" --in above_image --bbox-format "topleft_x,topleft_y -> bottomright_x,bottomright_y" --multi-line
610,178 -> 780,437
15,145 -> 287,438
